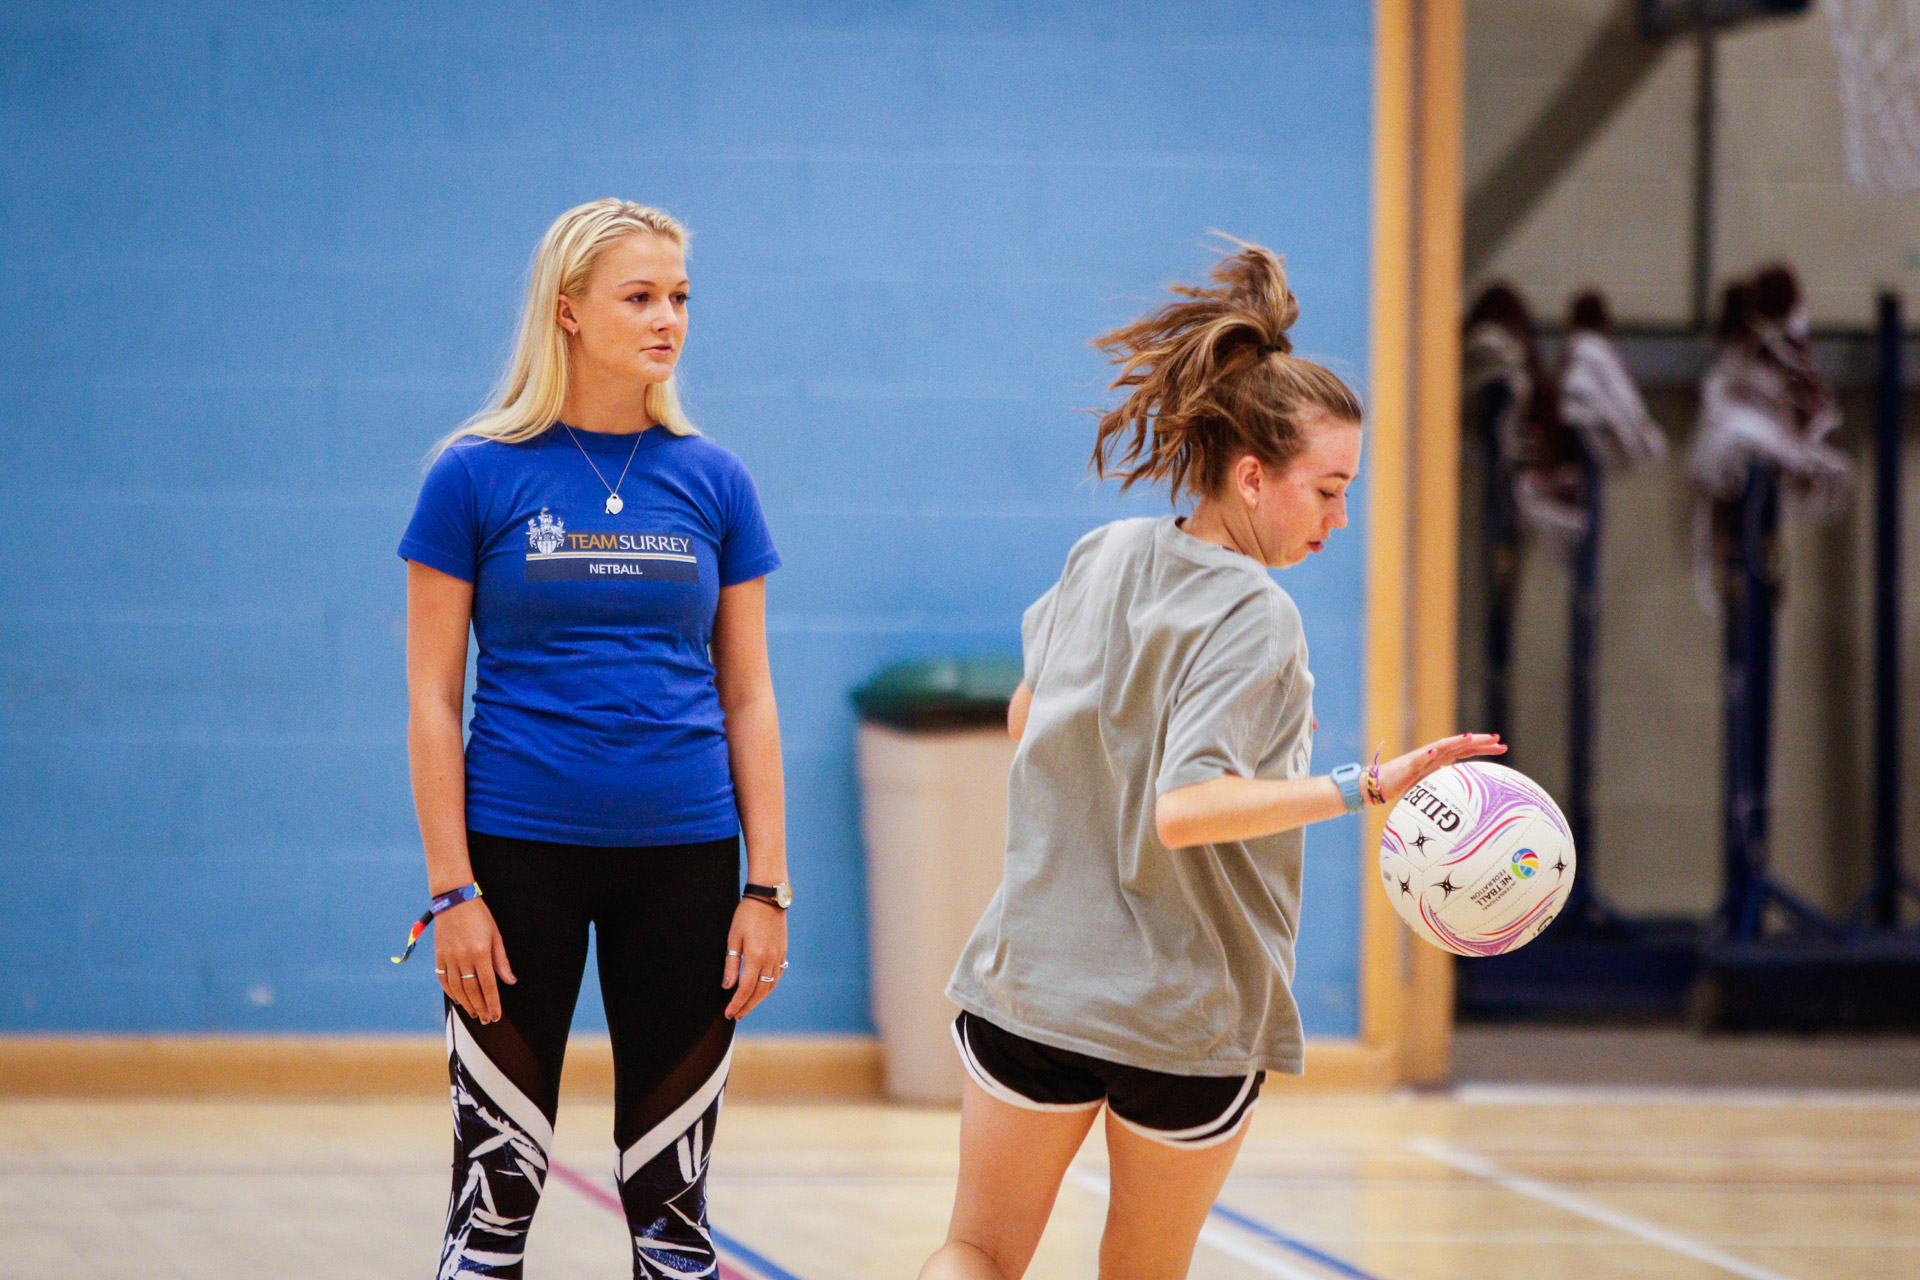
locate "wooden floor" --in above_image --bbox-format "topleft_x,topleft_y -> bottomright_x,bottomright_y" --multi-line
5,1089 -> 1918,1279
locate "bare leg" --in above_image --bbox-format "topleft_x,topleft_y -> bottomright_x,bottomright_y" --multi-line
918,1076 -> 1102,1280
1096,1107 -> 1250,1280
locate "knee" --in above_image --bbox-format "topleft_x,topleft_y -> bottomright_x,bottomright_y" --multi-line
919,1238 -> 1014,1280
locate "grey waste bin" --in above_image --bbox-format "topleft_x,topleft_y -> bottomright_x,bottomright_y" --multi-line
852,658 -> 1021,1103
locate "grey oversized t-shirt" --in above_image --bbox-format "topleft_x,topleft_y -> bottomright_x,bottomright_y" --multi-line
948,516 -> 1316,1076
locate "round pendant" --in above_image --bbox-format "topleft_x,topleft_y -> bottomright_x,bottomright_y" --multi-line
604,494 -> 624,515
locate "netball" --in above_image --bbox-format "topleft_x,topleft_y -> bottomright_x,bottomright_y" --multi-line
1380,762 -> 1577,958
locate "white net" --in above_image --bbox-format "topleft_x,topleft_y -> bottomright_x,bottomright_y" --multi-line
1826,0 -> 1920,189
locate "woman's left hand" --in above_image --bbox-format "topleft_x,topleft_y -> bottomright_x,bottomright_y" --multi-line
722,897 -> 789,1020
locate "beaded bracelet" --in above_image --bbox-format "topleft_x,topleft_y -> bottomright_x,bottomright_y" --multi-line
390,883 -> 483,964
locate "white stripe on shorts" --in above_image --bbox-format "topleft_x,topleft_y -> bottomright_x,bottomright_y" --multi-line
950,1017 -> 1104,1114
1108,1075 -> 1261,1150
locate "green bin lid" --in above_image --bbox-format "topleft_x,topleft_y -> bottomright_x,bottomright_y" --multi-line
850,656 -> 1023,731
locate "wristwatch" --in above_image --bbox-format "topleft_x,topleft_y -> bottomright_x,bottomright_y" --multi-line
1330,762 -> 1365,814
743,881 -> 792,910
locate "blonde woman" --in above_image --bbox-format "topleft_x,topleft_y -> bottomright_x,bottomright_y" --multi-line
924,243 -> 1501,1280
397,199 -> 790,1278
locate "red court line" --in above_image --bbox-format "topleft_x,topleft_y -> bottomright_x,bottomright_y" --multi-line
547,1158 -> 754,1280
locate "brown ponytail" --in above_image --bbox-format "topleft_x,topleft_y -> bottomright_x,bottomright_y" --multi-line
1091,236 -> 1363,502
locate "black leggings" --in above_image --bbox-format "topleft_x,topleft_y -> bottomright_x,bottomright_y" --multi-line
439,830 -> 738,1280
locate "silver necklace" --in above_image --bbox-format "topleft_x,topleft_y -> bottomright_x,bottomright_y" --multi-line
563,425 -> 643,514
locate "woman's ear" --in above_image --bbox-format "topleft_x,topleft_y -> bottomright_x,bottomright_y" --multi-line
555,294 -> 579,336
1231,454 -> 1266,508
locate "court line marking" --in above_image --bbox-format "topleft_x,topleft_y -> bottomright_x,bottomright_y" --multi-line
1066,1167 -> 1384,1280
1454,1084 -> 1920,1109
1409,1138 -> 1797,1280
1345,1142 -> 1920,1164
1207,1200 -> 1391,1280
709,1227 -> 807,1280
547,1157 -> 800,1280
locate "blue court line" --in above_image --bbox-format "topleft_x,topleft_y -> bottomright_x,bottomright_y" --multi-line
547,1159 -> 809,1280
1208,1200 -> 1390,1280
711,1226 -> 807,1280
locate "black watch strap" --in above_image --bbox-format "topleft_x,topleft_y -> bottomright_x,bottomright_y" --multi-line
743,881 -> 791,910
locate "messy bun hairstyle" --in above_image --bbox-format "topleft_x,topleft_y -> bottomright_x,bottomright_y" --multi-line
1091,237 -> 1362,503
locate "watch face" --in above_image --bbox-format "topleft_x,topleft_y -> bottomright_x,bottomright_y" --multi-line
774,882 -> 793,909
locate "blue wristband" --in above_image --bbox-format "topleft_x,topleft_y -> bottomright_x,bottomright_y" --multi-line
1331,763 -> 1365,814
430,883 -> 483,916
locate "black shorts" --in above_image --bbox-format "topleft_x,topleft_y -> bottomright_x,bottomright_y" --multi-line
952,1011 -> 1264,1149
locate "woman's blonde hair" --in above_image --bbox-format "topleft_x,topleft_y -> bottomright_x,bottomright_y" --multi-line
1091,236 -> 1362,502
435,199 -> 697,457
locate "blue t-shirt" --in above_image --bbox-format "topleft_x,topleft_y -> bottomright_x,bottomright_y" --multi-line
398,424 -> 781,847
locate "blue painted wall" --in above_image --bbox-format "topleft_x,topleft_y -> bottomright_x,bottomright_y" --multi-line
0,2 -> 1375,1037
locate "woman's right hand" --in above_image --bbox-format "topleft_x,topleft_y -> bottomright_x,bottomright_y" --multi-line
434,897 -> 516,1024
1373,733 -> 1506,808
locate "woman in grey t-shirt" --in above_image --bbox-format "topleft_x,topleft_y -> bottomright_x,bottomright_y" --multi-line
921,241 -> 1504,1280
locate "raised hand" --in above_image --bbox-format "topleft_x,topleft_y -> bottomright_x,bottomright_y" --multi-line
1373,733 -> 1506,808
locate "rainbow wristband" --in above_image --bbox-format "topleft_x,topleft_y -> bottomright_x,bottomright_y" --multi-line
390,882 -> 483,964
1361,744 -> 1386,806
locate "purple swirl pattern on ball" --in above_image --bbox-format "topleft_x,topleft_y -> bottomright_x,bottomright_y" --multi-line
1442,764 -> 1570,867
1421,892 -> 1559,957
1423,764 -> 1571,956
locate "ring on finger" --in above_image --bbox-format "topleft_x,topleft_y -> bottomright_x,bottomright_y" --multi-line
757,974 -> 776,983
461,972 -> 477,979
779,960 -> 790,970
